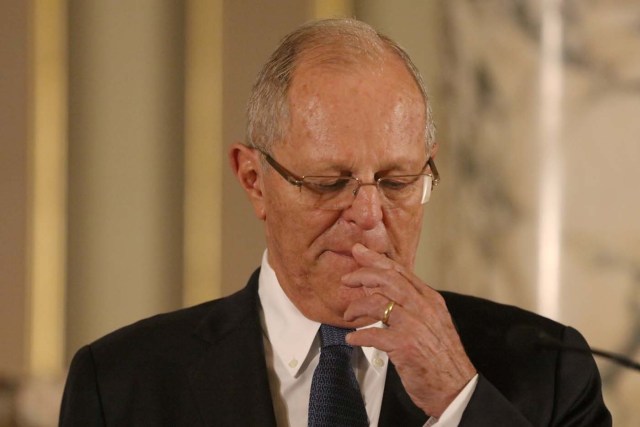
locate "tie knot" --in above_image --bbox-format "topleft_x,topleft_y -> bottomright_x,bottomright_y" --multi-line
319,324 -> 354,348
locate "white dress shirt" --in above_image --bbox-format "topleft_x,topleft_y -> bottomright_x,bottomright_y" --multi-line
257,251 -> 478,426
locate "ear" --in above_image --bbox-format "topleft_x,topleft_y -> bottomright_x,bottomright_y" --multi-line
229,143 -> 266,220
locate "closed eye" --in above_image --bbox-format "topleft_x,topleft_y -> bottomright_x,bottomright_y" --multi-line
378,176 -> 419,191
303,177 -> 352,194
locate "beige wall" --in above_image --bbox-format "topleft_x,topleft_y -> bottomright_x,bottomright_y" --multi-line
0,0 -> 29,377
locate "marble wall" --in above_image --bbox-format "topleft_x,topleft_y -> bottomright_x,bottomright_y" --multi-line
436,1 -> 640,424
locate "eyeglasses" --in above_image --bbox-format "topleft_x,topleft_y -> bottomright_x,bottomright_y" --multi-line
255,147 -> 440,211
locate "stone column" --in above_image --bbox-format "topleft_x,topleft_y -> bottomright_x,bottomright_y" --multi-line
66,0 -> 185,358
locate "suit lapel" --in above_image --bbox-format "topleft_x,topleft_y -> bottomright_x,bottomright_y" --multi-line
186,269 -> 429,426
188,270 -> 277,426
379,362 -> 428,427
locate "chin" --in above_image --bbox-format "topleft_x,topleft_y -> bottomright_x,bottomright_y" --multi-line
333,284 -> 367,310
333,287 -> 376,327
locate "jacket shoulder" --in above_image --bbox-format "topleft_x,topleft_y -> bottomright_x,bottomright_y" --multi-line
86,271 -> 260,371
441,291 -> 563,336
441,290 -> 564,363
61,270 -> 267,424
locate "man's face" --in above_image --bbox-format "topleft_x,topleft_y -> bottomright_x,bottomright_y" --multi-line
260,54 -> 428,326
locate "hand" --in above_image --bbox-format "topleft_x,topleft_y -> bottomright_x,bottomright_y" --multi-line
342,243 -> 476,418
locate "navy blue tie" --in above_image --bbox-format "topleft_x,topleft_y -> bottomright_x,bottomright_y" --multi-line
308,324 -> 369,427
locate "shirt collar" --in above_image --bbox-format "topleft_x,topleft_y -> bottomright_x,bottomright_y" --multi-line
257,250 -> 388,378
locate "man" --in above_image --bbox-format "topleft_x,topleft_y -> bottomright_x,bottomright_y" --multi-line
60,19 -> 611,426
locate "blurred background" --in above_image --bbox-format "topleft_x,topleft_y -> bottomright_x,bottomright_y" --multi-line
1,0 -> 638,425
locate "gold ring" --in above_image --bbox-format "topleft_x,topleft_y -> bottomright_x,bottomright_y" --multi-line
382,300 -> 396,326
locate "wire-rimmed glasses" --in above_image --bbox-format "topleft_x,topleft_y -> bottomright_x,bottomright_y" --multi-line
255,147 -> 440,211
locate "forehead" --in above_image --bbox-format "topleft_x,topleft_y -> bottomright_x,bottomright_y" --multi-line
283,54 -> 426,163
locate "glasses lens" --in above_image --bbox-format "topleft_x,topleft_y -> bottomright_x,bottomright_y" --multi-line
298,175 -> 432,210
420,175 -> 433,204
378,175 -> 432,206
301,177 -> 357,210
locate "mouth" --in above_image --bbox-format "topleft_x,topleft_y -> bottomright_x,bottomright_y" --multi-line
321,247 -> 392,260
325,250 -> 354,258
320,250 -> 358,267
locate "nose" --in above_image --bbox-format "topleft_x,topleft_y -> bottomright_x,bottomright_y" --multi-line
341,183 -> 383,230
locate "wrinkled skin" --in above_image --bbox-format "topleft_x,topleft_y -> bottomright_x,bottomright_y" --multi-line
230,52 -> 476,417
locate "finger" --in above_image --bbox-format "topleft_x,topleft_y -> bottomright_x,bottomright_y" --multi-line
346,327 -> 397,353
341,267 -> 420,308
352,243 -> 396,269
346,318 -> 430,353
350,316 -> 460,361
343,293 -> 393,323
352,243 -> 434,296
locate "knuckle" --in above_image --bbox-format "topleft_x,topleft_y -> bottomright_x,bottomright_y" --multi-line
431,291 -> 446,308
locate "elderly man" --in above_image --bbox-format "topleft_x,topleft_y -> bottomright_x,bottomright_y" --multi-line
60,19 -> 610,426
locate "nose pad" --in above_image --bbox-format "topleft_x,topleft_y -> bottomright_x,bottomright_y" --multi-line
345,182 -> 383,229
352,182 -> 379,202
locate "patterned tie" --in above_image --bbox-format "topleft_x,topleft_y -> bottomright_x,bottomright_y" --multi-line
308,324 -> 369,427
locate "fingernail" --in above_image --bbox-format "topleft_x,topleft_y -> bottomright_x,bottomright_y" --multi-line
345,333 -> 352,343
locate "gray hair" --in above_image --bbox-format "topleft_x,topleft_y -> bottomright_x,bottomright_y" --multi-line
246,18 -> 436,154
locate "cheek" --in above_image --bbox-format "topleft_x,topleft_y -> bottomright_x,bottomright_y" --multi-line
385,207 -> 424,261
264,196 -> 299,243
263,188 -> 339,250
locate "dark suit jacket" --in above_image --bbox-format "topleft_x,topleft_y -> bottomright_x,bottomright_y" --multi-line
59,269 -> 611,426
